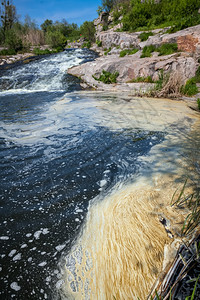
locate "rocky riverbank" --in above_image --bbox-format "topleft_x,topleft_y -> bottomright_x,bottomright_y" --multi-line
68,22 -> 200,106
0,53 -> 34,66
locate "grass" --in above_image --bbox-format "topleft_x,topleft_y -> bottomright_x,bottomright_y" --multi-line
181,78 -> 199,96
171,179 -> 200,236
181,65 -> 200,96
157,43 -> 178,56
93,70 -> 119,84
139,31 -> 154,41
141,43 -> 178,58
141,45 -> 156,58
119,48 -> 138,57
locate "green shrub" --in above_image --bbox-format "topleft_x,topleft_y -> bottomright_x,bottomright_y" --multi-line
4,29 -> 23,52
104,47 -> 111,55
93,70 -> 119,84
118,0 -> 200,32
140,43 -> 178,58
197,98 -> 200,110
96,39 -> 102,47
102,24 -> 108,31
157,43 -> 178,56
181,78 -> 198,96
119,48 -> 138,57
139,32 -> 154,41
33,48 -> 55,55
80,21 -> 95,42
195,66 -> 200,82
46,30 -> 67,49
141,45 -> 156,58
82,41 -> 91,48
0,49 -> 16,55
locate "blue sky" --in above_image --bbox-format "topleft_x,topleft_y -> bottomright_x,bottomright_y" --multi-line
14,0 -> 102,26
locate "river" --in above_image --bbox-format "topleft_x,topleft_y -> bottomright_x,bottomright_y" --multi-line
0,49 -> 199,299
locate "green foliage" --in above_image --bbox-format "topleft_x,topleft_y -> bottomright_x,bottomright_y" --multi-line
195,66 -> 200,82
82,41 -> 91,48
141,45 -> 156,58
181,78 -> 198,96
80,21 -> 95,42
119,48 -> 138,57
0,48 -> 16,55
104,47 -> 111,55
141,43 -> 178,58
41,19 -> 53,33
93,69 -> 119,84
102,24 -> 108,31
0,0 -> 17,43
45,30 -> 67,49
157,43 -> 178,56
139,31 -> 154,41
33,47 -> 58,55
96,39 -> 102,47
113,0 -> 200,32
197,98 -> 200,110
4,29 -> 23,51
100,0 -> 115,13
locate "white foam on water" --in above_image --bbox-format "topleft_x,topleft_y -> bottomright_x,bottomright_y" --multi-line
0,236 -> 9,240
10,282 -> 21,291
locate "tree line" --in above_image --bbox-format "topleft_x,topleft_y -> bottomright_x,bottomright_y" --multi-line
0,0 -> 95,55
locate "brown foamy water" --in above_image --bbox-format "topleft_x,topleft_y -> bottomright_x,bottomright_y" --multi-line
60,93 -> 200,299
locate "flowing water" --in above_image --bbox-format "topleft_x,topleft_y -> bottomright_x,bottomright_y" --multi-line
0,49 -> 199,300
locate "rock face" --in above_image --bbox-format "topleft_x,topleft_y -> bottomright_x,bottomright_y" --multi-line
139,25 -> 200,55
95,24 -> 200,55
68,24 -> 200,94
97,30 -> 140,49
68,52 -> 197,92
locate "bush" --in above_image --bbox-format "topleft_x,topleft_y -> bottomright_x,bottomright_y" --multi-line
96,39 -> 102,47
82,41 -> 91,48
119,48 -> 138,57
4,29 -> 23,52
157,43 -> 178,56
33,47 -> 56,55
141,43 -> 178,58
141,45 -> 156,58
93,70 -> 119,84
114,0 -> 200,32
0,49 -> 16,55
104,47 -> 111,55
197,98 -> 200,110
45,30 -> 67,49
181,78 -> 198,96
195,66 -> 200,82
80,21 -> 95,42
139,32 -> 154,41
